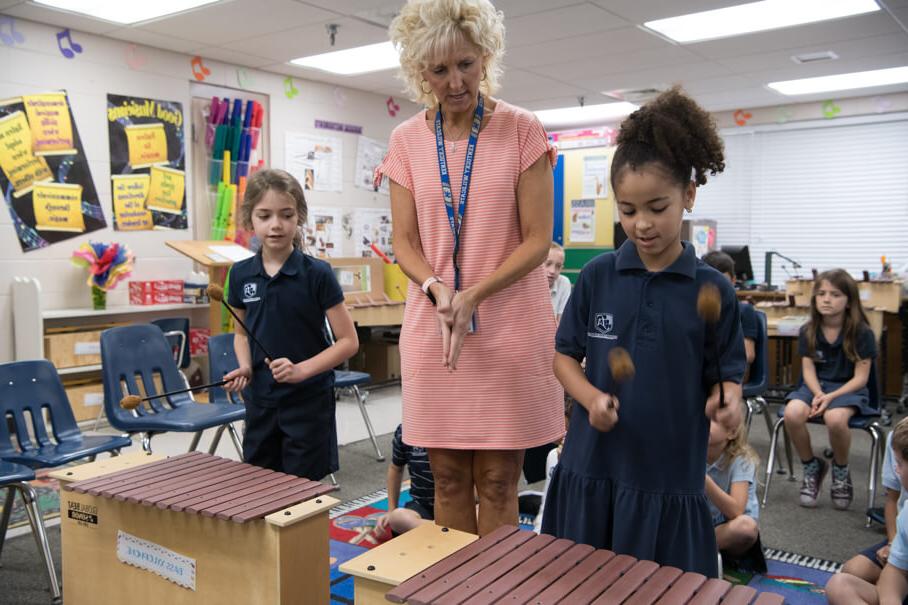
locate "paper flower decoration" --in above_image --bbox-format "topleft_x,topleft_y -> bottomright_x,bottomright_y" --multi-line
71,241 -> 135,291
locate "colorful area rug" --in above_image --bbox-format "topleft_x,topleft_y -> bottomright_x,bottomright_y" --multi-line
3,479 -> 841,604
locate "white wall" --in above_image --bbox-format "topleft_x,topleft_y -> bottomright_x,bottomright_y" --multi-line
0,17 -> 418,363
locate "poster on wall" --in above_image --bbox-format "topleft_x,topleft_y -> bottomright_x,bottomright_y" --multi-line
285,132 -> 342,192
107,94 -> 186,231
352,208 -> 393,260
355,135 -> 389,195
304,206 -> 343,258
0,91 -> 106,252
569,199 -> 595,243
582,155 -> 608,199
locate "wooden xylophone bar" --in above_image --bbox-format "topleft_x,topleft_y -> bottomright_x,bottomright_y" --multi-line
66,451 -> 335,523
386,526 -> 784,605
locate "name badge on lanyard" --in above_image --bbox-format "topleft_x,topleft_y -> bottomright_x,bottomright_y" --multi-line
435,94 -> 484,333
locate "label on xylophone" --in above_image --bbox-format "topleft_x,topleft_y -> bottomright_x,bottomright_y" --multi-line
117,530 -> 196,590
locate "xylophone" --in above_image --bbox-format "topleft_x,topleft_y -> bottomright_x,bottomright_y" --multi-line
50,451 -> 338,605
374,525 -> 785,605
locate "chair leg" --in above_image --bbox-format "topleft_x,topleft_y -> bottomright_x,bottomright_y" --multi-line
92,402 -> 107,432
352,385 -> 385,461
758,399 -> 787,475
329,473 -> 338,489
188,431 -> 203,452
866,425 -> 882,528
762,416 -> 786,507
208,425 -> 226,454
783,428 -> 795,480
226,423 -> 244,459
142,432 -> 153,453
0,487 -> 14,562
745,399 -> 754,435
17,483 -> 61,602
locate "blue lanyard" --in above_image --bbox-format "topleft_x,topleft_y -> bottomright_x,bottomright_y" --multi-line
435,94 -> 483,291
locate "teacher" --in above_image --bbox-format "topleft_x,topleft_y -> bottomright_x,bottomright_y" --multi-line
378,0 -> 564,535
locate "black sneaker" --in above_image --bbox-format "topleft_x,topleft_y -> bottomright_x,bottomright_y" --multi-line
799,458 -> 828,508
831,466 -> 854,510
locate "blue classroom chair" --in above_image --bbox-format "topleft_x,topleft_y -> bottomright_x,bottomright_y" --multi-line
204,333 -> 244,455
100,324 -> 245,455
0,360 -> 131,468
762,360 -> 885,527
0,461 -> 60,603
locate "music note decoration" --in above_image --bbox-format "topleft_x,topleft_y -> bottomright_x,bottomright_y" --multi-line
733,108 -> 752,126
56,28 -> 83,59
822,99 -> 841,119
125,44 -> 147,70
0,16 -> 26,47
386,96 -> 400,117
191,55 -> 211,81
236,68 -> 254,89
284,77 -> 300,99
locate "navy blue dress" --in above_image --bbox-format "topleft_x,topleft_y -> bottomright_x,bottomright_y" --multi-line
541,241 -> 746,577
786,323 -> 878,415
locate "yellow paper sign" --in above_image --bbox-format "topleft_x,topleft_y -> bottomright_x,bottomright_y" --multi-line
22,93 -> 76,155
112,174 -> 152,231
147,165 -> 184,214
0,111 -> 53,197
32,182 -> 85,232
125,123 -> 168,168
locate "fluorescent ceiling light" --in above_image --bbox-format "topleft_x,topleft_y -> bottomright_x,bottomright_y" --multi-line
534,102 -> 638,127
32,0 -> 221,25
768,66 -> 908,95
644,0 -> 880,44
291,42 -> 399,75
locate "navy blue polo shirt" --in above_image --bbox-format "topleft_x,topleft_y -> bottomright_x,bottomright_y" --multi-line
740,301 -> 758,341
798,323 -> 877,383
555,240 -> 745,492
227,249 -> 345,406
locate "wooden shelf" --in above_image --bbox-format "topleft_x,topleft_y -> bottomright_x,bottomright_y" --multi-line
58,364 -> 103,376
44,303 -> 206,320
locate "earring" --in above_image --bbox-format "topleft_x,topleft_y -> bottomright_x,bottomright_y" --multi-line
420,80 -> 432,95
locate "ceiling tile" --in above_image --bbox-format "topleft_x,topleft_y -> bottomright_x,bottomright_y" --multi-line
689,86 -> 787,112
507,3 -> 628,48
0,1 -> 25,10
591,0 -> 746,24
569,60 -> 735,95
489,0 -> 593,19
742,50 -> 908,85
505,26 -> 672,69
104,27 -> 201,54
3,3 -> 121,34
498,68 -> 587,102
138,0 -> 335,46
527,45 -> 701,83
226,16 -> 388,63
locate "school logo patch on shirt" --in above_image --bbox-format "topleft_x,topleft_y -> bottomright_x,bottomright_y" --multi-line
242,282 -> 260,303
589,312 -> 617,340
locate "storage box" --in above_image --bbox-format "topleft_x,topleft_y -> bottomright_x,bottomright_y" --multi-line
859,280 -> 903,313
44,329 -> 103,369
189,328 -> 210,356
785,279 -> 814,307
129,280 -> 184,305
63,380 -> 105,423
350,342 -> 400,382
129,281 -> 153,306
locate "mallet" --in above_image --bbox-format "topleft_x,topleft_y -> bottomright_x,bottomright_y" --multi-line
606,346 -> 635,409
120,379 -> 231,410
207,284 -> 275,361
697,282 -> 726,409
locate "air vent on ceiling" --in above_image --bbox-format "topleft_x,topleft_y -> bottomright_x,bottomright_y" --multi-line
791,51 -> 839,64
602,87 -> 665,104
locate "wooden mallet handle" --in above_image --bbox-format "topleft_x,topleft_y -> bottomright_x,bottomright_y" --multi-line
206,284 -> 276,361
119,378 -> 231,409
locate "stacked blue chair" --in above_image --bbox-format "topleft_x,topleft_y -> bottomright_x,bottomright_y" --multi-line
151,317 -> 192,371
205,333 -> 244,455
762,360 -> 885,527
0,461 -> 60,603
100,324 -> 245,455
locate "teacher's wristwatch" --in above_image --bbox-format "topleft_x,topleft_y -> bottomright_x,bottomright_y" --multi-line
421,276 -> 443,305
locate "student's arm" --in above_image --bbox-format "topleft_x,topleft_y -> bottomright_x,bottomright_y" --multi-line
446,153 -> 553,368
270,302 -> 359,383
801,356 -> 823,397
827,358 -> 872,398
554,352 -> 617,433
744,337 -> 755,366
224,308 -> 252,392
705,476 -> 748,520
878,564 -> 908,605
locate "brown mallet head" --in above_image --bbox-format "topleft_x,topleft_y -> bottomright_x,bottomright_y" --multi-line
206,284 -> 225,303
120,394 -> 142,410
697,282 -> 722,325
608,347 -> 635,384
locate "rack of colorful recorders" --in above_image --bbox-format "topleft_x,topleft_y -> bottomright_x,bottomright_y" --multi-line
205,97 -> 265,240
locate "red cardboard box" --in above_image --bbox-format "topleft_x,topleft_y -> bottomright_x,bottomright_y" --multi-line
189,328 -> 210,356
129,281 -> 153,306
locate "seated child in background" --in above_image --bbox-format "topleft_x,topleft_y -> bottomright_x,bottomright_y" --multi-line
533,397 -> 574,533
702,250 -> 757,370
706,418 -> 766,572
375,424 -> 434,538
826,418 -> 908,603
545,241 -> 572,323
825,418 -> 908,604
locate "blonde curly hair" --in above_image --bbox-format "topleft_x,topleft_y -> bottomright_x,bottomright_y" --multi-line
718,421 -> 760,471
389,0 -> 505,107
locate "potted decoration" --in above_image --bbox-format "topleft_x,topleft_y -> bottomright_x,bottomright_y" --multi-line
71,242 -> 135,310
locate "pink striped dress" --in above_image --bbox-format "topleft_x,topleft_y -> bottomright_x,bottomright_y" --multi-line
379,99 -> 564,450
